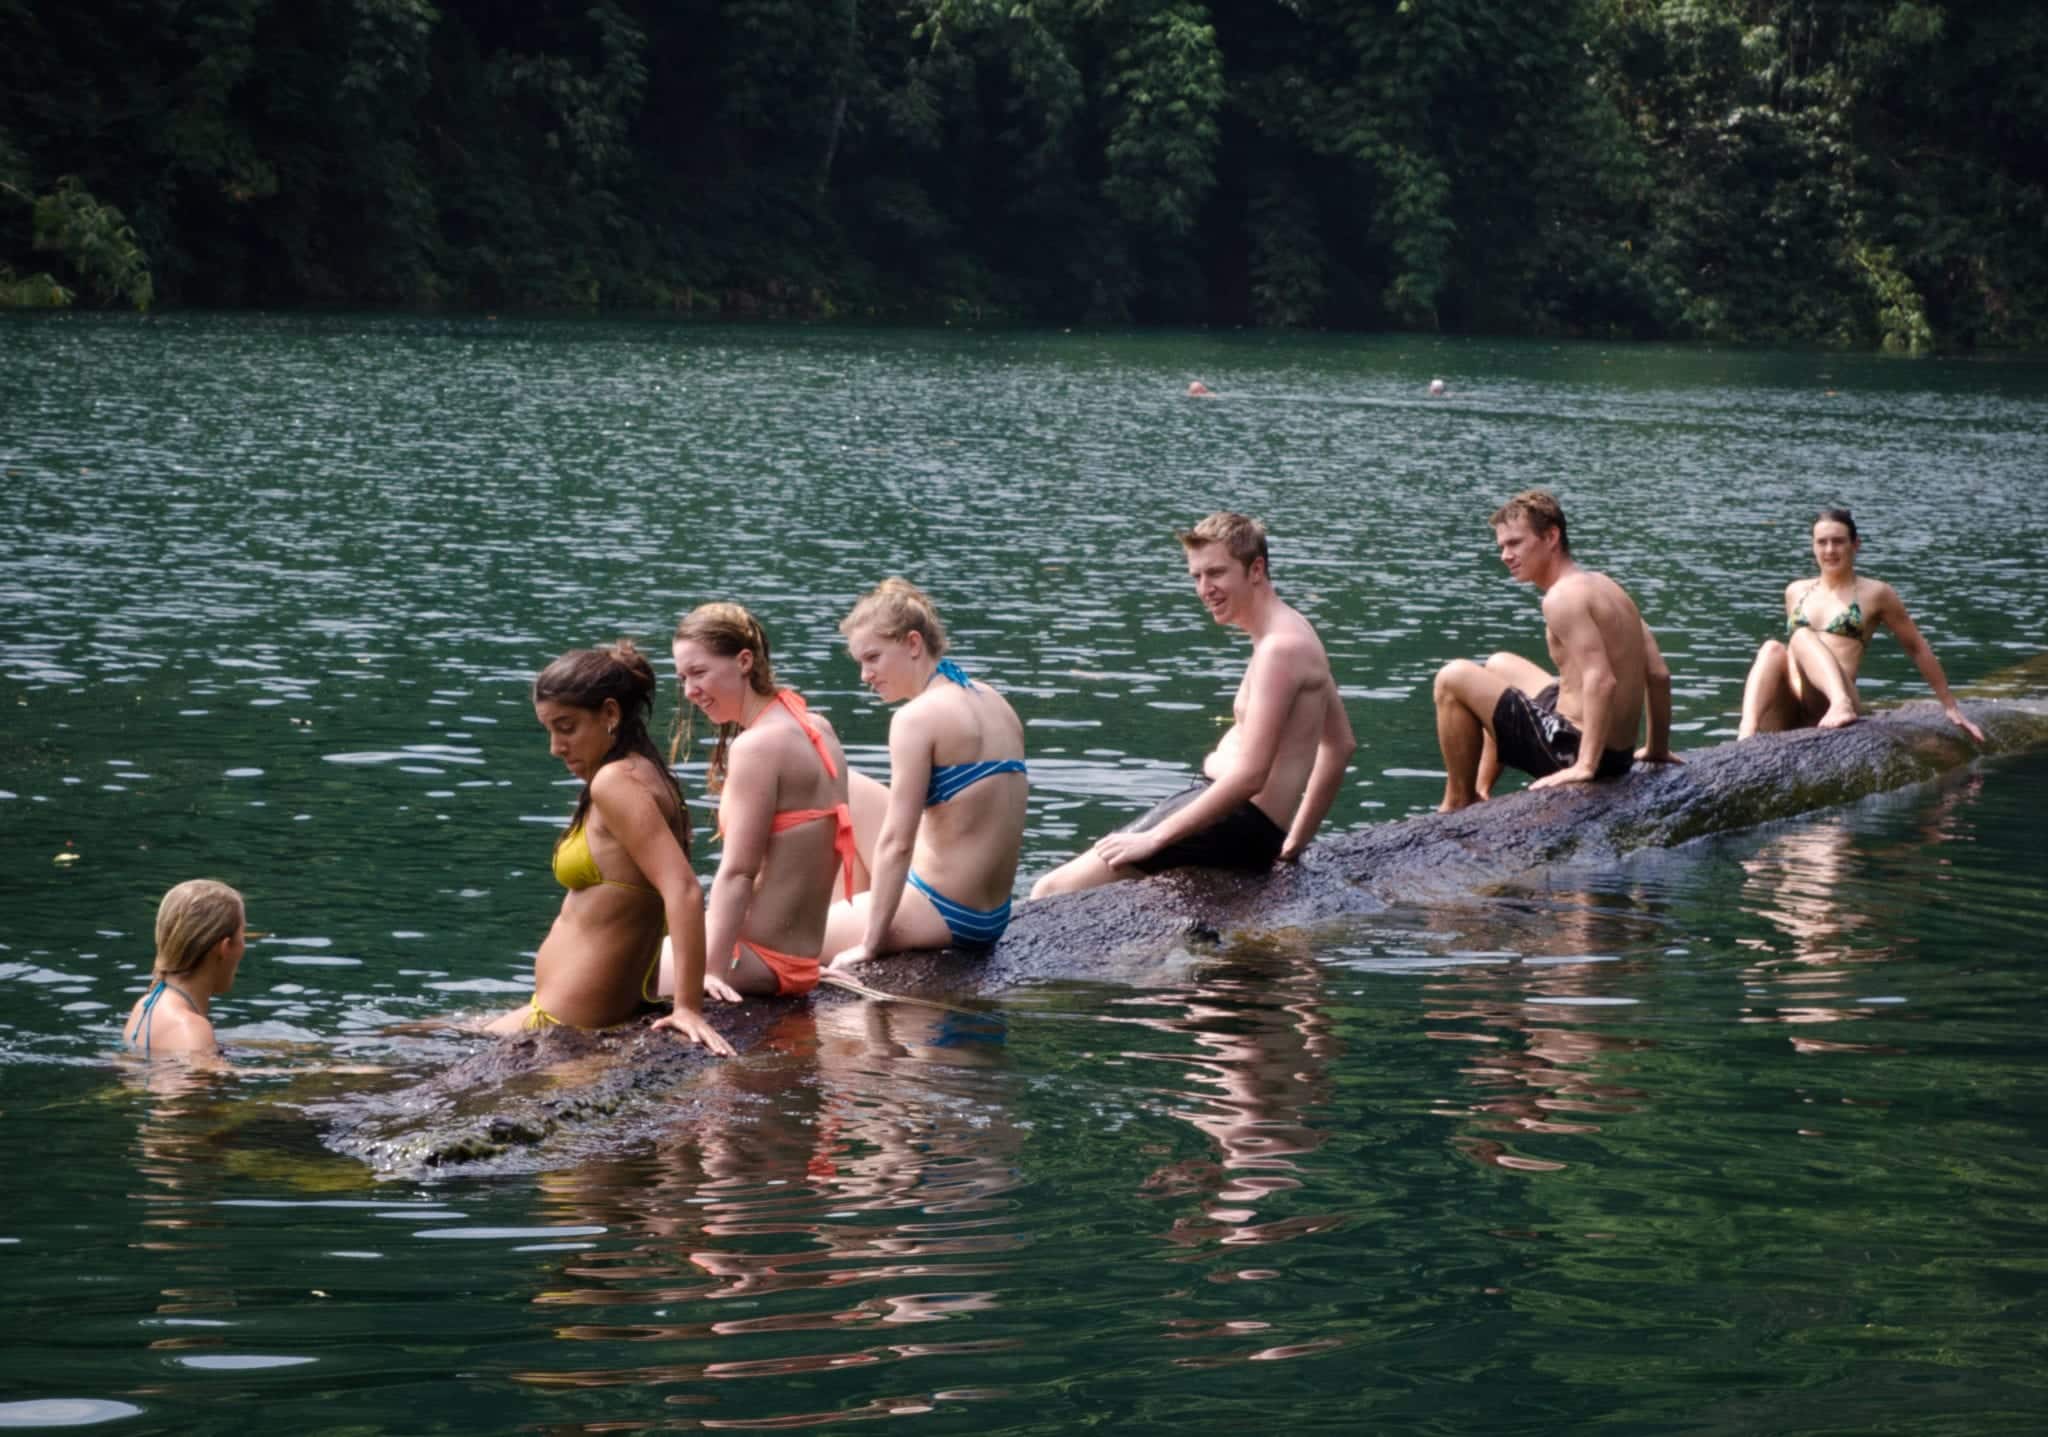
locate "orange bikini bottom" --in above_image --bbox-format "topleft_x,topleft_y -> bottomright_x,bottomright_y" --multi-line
736,939 -> 820,997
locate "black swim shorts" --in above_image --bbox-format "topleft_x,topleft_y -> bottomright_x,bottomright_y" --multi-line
1491,683 -> 1634,782
1116,781 -> 1286,875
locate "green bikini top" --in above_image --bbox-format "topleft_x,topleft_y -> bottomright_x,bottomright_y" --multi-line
1787,583 -> 1866,642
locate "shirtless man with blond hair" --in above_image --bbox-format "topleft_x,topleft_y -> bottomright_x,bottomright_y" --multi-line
1032,512 -> 1355,896
1432,490 -> 1679,810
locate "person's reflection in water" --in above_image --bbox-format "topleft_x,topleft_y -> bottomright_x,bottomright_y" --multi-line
1737,820 -> 1865,975
126,1064 -> 236,1231
1736,779 -> 1979,1045
1420,893 -> 1659,1174
504,996 -> 1025,1410
1104,938 -> 1340,1252
116,1066 -> 274,1372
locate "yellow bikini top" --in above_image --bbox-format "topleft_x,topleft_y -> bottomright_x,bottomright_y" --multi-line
553,823 -> 655,894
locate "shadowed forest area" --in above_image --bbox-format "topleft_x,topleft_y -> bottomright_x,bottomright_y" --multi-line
3,0 -> 2043,350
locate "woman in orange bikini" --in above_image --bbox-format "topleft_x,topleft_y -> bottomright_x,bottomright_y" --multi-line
1736,507 -> 1985,743
661,603 -> 858,1001
485,642 -> 731,1054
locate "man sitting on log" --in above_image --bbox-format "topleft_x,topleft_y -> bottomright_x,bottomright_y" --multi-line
1032,511 -> 1355,896
1432,489 -> 1679,811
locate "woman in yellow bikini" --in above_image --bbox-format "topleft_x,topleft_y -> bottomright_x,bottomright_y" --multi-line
1736,507 -> 1985,743
661,603 -> 858,1002
486,641 -> 731,1055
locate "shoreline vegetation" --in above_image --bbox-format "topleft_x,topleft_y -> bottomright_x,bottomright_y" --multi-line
4,2 -> 2044,353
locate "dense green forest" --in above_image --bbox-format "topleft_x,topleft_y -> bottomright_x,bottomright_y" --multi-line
3,1 -> 2043,348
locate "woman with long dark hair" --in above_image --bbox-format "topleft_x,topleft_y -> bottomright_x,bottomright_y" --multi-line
486,640 -> 730,1053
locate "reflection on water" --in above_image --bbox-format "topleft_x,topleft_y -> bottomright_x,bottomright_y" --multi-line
1734,775 -> 1983,1048
496,1002 -> 1029,1410
1102,942 -> 1339,1253
8,751 -> 2048,1433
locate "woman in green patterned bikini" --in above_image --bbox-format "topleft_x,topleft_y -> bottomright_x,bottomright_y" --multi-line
1736,507 -> 1985,742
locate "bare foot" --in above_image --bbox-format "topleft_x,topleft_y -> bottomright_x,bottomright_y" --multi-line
1438,795 -> 1480,813
1818,702 -> 1858,730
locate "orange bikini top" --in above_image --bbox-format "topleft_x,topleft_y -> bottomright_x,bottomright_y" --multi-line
743,689 -> 857,900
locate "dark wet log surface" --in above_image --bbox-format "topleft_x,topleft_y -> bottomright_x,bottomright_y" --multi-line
319,697 -> 2048,1178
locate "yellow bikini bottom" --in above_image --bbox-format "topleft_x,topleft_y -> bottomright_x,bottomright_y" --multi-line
523,951 -> 664,1031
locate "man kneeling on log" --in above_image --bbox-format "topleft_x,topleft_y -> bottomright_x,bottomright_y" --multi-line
1433,489 -> 1680,811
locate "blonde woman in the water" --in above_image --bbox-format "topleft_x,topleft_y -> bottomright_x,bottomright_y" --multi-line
122,879 -> 248,1061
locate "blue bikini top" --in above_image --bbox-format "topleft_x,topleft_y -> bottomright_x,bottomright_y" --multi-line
924,659 -> 1029,806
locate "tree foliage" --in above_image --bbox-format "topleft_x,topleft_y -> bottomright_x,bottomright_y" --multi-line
2,0 -> 2042,347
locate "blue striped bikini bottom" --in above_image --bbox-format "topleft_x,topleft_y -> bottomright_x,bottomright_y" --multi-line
906,869 -> 1011,948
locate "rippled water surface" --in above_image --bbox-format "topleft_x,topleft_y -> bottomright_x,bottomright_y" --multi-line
3,315 -> 2047,1432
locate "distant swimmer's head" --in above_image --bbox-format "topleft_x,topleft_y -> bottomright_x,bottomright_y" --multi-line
533,641 -> 659,784
1811,506 -> 1860,571
1429,378 -> 1446,397
1187,381 -> 1214,398
672,603 -> 778,790
1177,511 -> 1270,625
841,578 -> 947,703
154,879 -> 247,988
1490,489 -> 1570,582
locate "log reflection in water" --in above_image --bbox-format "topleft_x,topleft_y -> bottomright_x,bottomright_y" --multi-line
505,1001 -> 1025,1404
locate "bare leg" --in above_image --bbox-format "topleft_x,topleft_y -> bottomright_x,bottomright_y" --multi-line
481,1006 -> 532,1037
1738,640 -> 1801,739
1434,659 -> 1516,812
821,895 -> 868,958
655,934 -> 677,997
1477,728 -> 1500,802
823,887 -> 952,966
656,934 -> 794,1000
845,770 -> 888,892
1480,654 -> 1553,798
1787,629 -> 1858,729
1030,846 -> 1143,900
1486,652 -> 1555,693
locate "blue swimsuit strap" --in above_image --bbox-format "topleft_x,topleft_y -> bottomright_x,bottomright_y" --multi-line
922,657 -> 1029,803
128,978 -> 195,1058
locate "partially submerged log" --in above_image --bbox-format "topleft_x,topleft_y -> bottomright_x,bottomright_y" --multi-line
322,697 -> 2047,1177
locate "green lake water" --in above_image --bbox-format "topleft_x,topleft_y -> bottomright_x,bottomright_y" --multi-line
3,314 -> 2047,1432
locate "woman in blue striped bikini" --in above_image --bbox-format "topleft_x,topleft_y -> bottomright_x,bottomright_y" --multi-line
825,579 -> 1029,967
